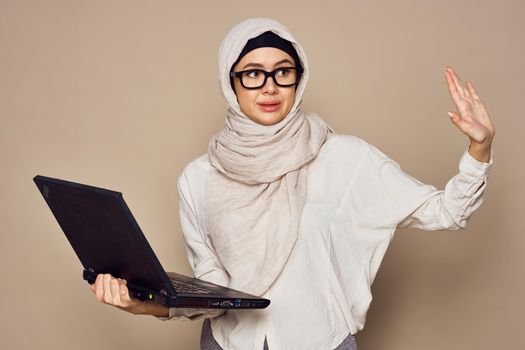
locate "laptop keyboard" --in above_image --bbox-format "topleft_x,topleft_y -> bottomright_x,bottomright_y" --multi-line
170,279 -> 215,295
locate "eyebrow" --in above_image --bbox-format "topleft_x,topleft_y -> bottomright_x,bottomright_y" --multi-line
241,58 -> 294,70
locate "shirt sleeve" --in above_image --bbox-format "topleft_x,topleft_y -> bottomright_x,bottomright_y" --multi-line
397,149 -> 493,230
322,138 -> 494,315
155,170 -> 228,321
344,143 -> 493,232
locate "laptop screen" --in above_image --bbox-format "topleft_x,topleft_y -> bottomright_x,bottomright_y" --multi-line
33,175 -> 175,295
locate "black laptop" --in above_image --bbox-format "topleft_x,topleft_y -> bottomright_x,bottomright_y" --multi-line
33,175 -> 270,309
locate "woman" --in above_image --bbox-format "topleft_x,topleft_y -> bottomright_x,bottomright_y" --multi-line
90,18 -> 494,350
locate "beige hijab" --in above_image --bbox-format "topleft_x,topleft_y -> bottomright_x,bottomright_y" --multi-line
206,18 -> 333,296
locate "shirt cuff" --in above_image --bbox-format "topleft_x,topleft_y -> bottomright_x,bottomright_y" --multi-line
459,148 -> 494,179
154,307 -> 176,321
155,307 -> 225,321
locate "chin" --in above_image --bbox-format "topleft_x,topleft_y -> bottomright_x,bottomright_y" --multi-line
252,113 -> 286,126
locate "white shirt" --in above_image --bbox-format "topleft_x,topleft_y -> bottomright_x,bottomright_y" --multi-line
157,134 -> 493,350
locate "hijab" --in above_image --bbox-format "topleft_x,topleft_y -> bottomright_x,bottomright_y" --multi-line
206,17 -> 333,296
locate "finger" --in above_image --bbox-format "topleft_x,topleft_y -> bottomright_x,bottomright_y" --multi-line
448,111 -> 460,123
463,82 -> 472,98
467,81 -> 493,125
448,111 -> 470,133
448,67 -> 467,98
103,274 -> 114,303
117,278 -> 129,304
445,69 -> 463,106
120,284 -> 132,304
110,278 -> 122,305
95,274 -> 105,302
466,81 -> 481,101
117,278 -> 127,286
447,67 -> 467,99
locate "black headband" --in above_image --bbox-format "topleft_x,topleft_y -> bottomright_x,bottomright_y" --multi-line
233,31 -> 301,70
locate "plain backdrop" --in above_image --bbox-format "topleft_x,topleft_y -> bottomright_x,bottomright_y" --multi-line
1,1 -> 523,349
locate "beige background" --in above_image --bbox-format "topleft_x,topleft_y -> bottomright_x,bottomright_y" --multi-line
1,0 -> 523,349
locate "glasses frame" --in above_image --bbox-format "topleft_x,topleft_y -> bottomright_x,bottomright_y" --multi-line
230,67 -> 304,90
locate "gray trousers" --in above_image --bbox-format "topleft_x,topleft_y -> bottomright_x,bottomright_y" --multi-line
201,319 -> 358,350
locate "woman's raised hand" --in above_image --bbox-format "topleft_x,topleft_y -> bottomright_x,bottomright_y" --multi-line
445,66 -> 495,162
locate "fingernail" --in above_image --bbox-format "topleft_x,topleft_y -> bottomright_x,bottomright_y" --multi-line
447,112 -> 453,118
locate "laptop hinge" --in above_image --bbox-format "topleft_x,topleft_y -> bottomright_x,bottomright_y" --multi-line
87,267 -> 95,273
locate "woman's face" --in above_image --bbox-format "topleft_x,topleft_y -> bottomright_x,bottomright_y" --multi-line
232,47 -> 297,126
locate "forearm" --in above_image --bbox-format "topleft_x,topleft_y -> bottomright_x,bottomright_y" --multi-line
117,298 -> 169,317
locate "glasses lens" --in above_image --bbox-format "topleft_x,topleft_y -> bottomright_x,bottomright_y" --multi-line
274,68 -> 298,86
241,70 -> 265,88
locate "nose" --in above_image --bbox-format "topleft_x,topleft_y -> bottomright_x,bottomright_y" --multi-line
262,75 -> 278,94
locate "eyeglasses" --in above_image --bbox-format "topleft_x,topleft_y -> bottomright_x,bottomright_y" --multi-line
230,67 -> 304,89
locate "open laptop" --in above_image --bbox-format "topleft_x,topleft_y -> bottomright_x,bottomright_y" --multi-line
33,175 -> 270,309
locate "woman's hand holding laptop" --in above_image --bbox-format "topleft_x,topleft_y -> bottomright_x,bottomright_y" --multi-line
90,273 -> 169,317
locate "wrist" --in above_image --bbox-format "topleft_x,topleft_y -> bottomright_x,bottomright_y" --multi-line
116,297 -> 145,315
468,139 -> 492,163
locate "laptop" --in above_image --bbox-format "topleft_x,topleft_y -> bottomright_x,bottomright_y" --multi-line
33,175 -> 270,309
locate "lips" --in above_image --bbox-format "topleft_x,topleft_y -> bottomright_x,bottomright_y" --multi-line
257,101 -> 281,112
